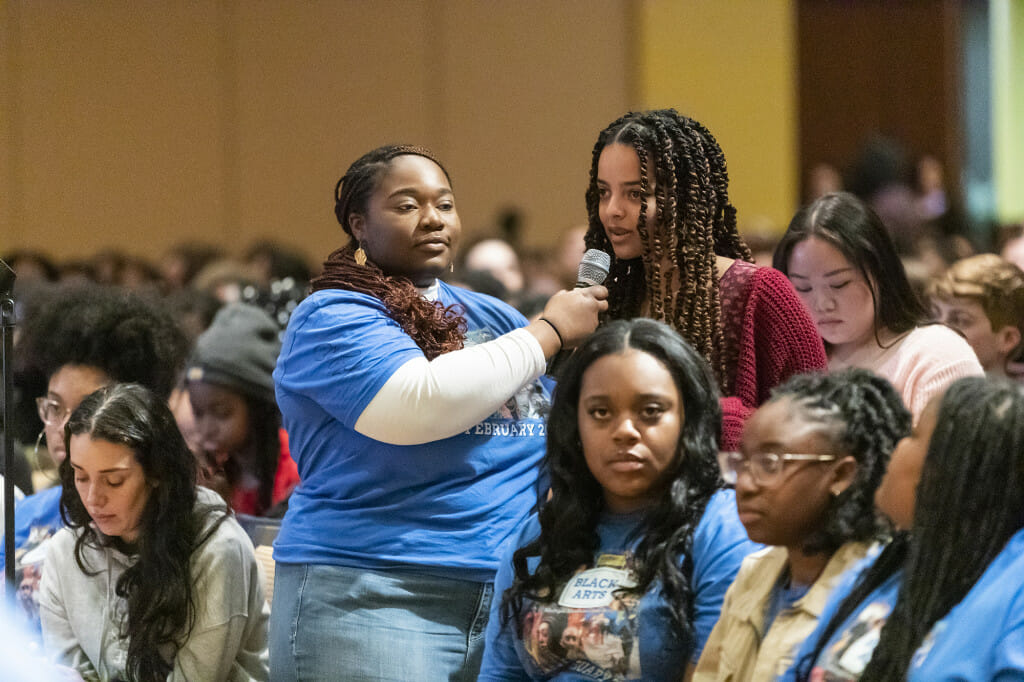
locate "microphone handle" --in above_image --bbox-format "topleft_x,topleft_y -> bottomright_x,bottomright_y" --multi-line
552,271 -> 605,371
546,347 -> 575,379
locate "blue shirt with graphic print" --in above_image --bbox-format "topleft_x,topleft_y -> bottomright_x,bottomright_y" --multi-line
479,490 -> 759,680
271,282 -> 549,581
783,527 -> 1024,682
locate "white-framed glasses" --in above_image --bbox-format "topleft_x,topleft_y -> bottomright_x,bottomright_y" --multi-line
717,451 -> 838,486
35,396 -> 71,427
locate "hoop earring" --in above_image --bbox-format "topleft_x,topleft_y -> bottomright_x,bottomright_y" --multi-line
354,245 -> 367,267
32,428 -> 60,484
33,428 -> 44,459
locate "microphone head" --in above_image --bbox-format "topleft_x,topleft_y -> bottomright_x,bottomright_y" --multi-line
576,249 -> 611,287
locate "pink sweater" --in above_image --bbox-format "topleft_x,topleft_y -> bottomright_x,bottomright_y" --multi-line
831,324 -> 984,422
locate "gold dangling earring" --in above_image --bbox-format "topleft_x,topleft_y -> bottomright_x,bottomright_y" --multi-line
354,244 -> 367,266
449,261 -> 454,273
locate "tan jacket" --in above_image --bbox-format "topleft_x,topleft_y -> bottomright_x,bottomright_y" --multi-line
692,541 -> 869,682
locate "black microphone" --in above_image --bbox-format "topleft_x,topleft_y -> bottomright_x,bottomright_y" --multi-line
575,249 -> 611,288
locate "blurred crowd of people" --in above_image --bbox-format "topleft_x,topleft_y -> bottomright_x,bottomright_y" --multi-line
1,112 -> 1023,681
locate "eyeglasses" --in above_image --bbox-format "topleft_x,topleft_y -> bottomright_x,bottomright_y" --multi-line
35,397 -> 71,427
717,451 -> 838,487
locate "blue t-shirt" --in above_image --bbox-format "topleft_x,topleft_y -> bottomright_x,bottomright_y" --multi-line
782,559 -> 900,682
784,527 -> 1024,682
479,490 -> 759,681
1,486 -> 62,566
272,283 -> 549,581
1,486 -> 63,633
763,575 -> 813,635
908,526 -> 1024,681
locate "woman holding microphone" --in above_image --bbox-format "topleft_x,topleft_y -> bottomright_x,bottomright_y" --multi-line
270,144 -> 607,680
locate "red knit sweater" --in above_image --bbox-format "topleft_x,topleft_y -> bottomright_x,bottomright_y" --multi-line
718,261 -> 827,450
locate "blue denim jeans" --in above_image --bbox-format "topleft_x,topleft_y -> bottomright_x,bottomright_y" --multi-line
270,562 -> 494,681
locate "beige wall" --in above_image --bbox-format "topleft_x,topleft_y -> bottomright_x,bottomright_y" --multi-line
1,1 -> 632,264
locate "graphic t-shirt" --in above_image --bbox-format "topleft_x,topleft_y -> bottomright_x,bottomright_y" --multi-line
519,546 -> 645,679
1,486 -> 63,634
802,572 -> 900,682
480,490 -> 758,681
272,283 -> 550,581
787,527 -> 1024,681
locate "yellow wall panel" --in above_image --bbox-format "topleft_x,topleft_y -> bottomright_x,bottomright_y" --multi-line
992,0 -> 1024,223
637,0 -> 797,231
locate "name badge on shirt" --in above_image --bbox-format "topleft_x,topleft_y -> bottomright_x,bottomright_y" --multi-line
557,566 -> 636,608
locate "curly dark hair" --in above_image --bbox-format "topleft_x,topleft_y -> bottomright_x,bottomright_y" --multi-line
60,383 -> 228,682
311,144 -> 466,360
501,319 -> 723,647
16,282 -> 189,399
584,109 -> 753,393
766,368 -> 910,555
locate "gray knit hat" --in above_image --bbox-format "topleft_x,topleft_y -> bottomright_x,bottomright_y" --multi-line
185,303 -> 281,403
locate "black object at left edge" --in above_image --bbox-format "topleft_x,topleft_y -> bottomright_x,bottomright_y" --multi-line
2,257 -> 17,591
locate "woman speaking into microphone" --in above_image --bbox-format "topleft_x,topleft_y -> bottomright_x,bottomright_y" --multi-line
583,109 -> 827,449
269,144 -> 607,681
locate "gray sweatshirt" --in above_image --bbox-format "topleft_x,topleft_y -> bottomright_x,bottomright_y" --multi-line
39,487 -> 269,681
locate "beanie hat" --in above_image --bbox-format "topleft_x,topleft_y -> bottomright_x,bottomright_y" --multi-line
185,303 -> 281,403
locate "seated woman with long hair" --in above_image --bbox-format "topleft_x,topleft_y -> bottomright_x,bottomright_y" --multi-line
185,303 -> 300,517
39,383 -> 269,682
694,369 -> 909,682
479,319 -> 757,681
783,375 -> 1024,681
774,191 -> 982,422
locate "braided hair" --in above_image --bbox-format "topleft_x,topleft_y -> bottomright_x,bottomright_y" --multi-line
767,368 -> 910,555
311,145 -> 466,360
584,110 -> 753,393
856,376 -> 1024,680
501,319 -> 723,650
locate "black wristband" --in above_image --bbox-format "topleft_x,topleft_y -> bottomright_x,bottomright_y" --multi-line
538,316 -> 564,350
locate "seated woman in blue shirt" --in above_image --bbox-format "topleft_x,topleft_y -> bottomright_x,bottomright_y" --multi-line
479,319 -> 758,681
786,375 -> 1024,681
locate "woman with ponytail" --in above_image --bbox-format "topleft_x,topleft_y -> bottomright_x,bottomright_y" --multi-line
694,369 -> 908,681
269,145 -> 607,680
